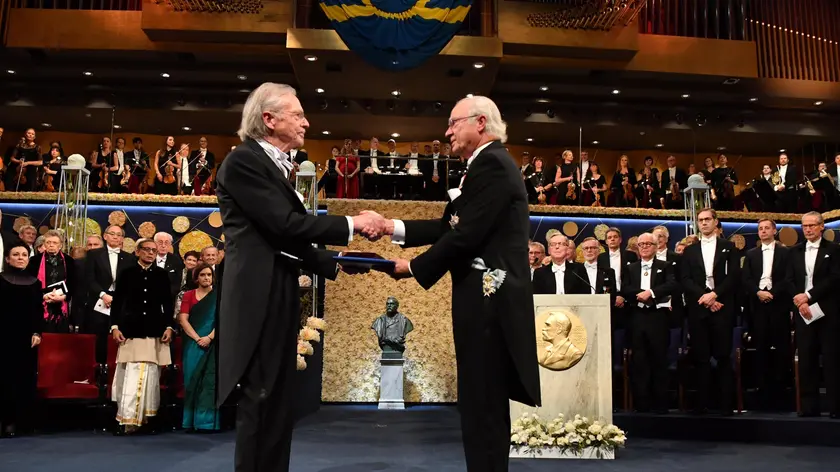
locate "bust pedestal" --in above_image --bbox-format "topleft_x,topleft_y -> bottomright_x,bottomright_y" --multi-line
378,353 -> 405,410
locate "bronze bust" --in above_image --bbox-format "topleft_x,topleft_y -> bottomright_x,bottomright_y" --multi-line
371,297 -> 414,356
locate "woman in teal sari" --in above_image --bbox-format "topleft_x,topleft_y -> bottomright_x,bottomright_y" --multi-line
178,263 -> 219,431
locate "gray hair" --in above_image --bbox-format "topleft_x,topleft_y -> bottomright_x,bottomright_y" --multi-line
237,83 -> 298,141
154,231 -> 173,243
43,229 -> 64,242
460,95 -> 508,143
638,232 -> 657,245
34,235 -> 45,249
802,211 -> 824,224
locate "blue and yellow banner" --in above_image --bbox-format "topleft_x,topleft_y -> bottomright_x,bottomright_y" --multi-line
319,0 -> 472,70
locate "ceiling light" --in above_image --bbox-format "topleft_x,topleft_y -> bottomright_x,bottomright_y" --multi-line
681,93 -> 690,98
612,89 -> 620,95
304,55 -> 318,62
539,86 -> 549,92
536,98 -> 550,103
526,138 -> 534,142
779,148 -> 786,153
472,62 -> 485,69
717,146 -> 727,151
466,94 -> 474,98
591,140 -> 599,145
113,125 -> 121,129
322,130 -> 331,135
83,71 -> 93,76
655,143 -> 663,148
239,89 -> 250,93
41,123 -> 52,128
814,100 -> 824,106
237,75 -> 247,81
316,88 -> 325,94
182,126 -> 191,131
391,90 -> 401,97
6,70 -> 15,74
391,132 -> 400,138
749,97 -> 758,102
639,131 -> 646,136
161,72 -> 170,78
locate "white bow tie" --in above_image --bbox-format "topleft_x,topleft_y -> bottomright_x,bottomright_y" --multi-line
108,248 -> 120,255
642,263 -> 652,270
584,262 -> 598,270
762,244 -> 774,251
807,243 -> 820,250
552,263 -> 566,273
701,238 -> 715,245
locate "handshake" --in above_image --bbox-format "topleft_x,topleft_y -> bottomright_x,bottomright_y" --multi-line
343,210 -> 412,278
351,210 -> 394,241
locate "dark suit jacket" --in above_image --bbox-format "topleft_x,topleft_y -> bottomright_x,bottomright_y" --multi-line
397,140 -> 541,407
188,149 -> 216,179
742,242 -> 791,301
582,263 -> 617,306
291,149 -> 308,165
778,165 -> 800,192
680,238 -> 740,316
359,149 -> 387,172
597,249 -> 639,288
785,238 -> 840,317
215,138 -> 351,406
621,259 -> 679,311
660,167 -> 688,195
82,247 -> 136,329
532,262 -> 589,296
111,264 -> 173,339
156,253 -> 184,299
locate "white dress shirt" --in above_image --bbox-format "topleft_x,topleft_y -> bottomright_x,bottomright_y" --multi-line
181,155 -> 191,186
700,236 -> 717,290
553,263 -> 566,295
584,261 -> 598,294
805,239 -> 821,293
666,167 -> 677,194
432,153 -> 440,177
99,245 -> 121,299
656,249 -> 668,262
389,151 -> 397,168
392,140 -> 495,246
0,236 -> 4,272
580,160 -> 590,178
608,250 -> 622,291
638,260 -> 653,308
779,164 -> 788,181
408,153 -> 419,170
257,139 -> 354,242
369,150 -> 381,174
156,254 -> 168,269
115,149 -> 125,174
759,242 -> 774,290
835,165 -> 840,192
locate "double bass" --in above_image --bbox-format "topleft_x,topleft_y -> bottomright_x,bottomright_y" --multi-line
201,168 -> 216,196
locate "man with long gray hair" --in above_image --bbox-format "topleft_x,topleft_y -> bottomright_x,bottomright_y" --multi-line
364,95 -> 541,472
215,83 -> 385,472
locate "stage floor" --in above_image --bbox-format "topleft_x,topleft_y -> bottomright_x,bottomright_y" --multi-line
1,406 -> 839,471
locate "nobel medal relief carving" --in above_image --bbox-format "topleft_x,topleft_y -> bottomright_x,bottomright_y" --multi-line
536,310 -> 587,371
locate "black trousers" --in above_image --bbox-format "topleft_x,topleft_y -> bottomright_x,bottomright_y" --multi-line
235,289 -> 299,472
688,309 -> 735,412
86,309 -> 111,364
796,312 -> 839,414
456,311 -> 512,472
751,298 -> 791,409
630,309 -> 670,411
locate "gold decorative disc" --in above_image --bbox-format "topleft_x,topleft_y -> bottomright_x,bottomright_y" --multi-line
39,225 -> 49,235
13,216 -> 32,233
562,221 -> 579,237
122,237 -> 137,253
729,234 -> 746,250
208,211 -> 223,228
108,211 -> 127,227
824,229 -> 835,242
594,224 -> 610,241
779,226 -> 798,247
138,221 -> 157,239
172,216 -> 190,234
220,233 -> 225,242
535,309 -> 587,371
179,230 -> 213,258
84,218 -> 102,237
49,214 -> 57,228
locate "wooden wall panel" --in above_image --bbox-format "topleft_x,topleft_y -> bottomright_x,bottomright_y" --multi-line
749,0 -> 840,82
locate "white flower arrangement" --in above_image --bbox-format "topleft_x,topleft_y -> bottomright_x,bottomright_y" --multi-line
296,316 -> 327,371
510,413 -> 626,459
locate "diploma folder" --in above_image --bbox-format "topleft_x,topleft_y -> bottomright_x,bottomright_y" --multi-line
333,255 -> 395,270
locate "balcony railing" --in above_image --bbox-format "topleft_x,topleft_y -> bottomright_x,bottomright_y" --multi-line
10,0 -> 141,10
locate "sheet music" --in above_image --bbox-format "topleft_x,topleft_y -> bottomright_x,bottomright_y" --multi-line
802,302 -> 825,325
93,298 -> 111,316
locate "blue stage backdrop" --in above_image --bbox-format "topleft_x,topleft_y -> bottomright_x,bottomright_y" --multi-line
0,202 -> 823,256
319,0 -> 472,71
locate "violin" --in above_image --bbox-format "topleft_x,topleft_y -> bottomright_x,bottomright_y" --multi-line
670,177 -> 682,202
622,174 -> 633,202
591,191 -> 602,207
120,164 -> 131,187
566,181 -> 576,201
43,174 -> 55,192
163,162 -> 175,184
202,168 -> 216,196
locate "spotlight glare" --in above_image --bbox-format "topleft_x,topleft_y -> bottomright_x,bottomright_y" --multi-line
391,90 -> 401,97
161,72 -> 171,78
182,126 -> 191,131
322,130 -> 331,135
304,55 -> 318,62
612,89 -> 621,95
526,138 -> 534,142
539,86 -> 549,92
316,88 -> 325,94
41,123 -> 52,128
237,75 -> 247,81
592,140 -> 599,145
472,62 -> 485,69
749,97 -> 758,102
814,100 -> 824,106
681,93 -> 690,98
83,71 -> 93,76
391,132 -> 400,138
655,143 -> 663,148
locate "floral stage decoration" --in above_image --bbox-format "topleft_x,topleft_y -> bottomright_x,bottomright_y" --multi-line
510,413 -> 626,460
297,316 -> 327,371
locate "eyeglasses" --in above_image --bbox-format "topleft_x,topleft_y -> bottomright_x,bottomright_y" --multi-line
447,114 -> 479,128
582,246 -> 599,251
637,242 -> 655,248
137,246 -> 156,253
548,243 -> 567,248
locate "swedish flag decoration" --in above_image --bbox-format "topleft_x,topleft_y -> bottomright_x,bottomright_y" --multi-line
319,0 -> 472,71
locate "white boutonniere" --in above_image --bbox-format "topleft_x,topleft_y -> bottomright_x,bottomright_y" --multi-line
472,258 -> 506,297
449,213 -> 460,229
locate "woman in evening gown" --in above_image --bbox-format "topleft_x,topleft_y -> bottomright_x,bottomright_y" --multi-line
0,241 -> 43,437
178,263 -> 220,432
336,144 -> 360,199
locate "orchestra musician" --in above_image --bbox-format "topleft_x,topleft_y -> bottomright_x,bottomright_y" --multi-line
528,157 -> 554,204
124,138 -> 150,194
773,153 -> 799,213
610,155 -> 636,208
712,154 -> 738,211
554,150 -> 577,205
826,152 -> 840,210
660,155 -> 688,210
190,137 -> 216,196
636,163 -> 659,209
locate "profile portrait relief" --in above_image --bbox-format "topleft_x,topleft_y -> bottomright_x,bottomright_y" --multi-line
538,311 -> 585,371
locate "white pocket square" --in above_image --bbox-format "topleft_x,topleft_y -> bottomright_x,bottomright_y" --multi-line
656,269 -> 663,273
825,254 -> 830,258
